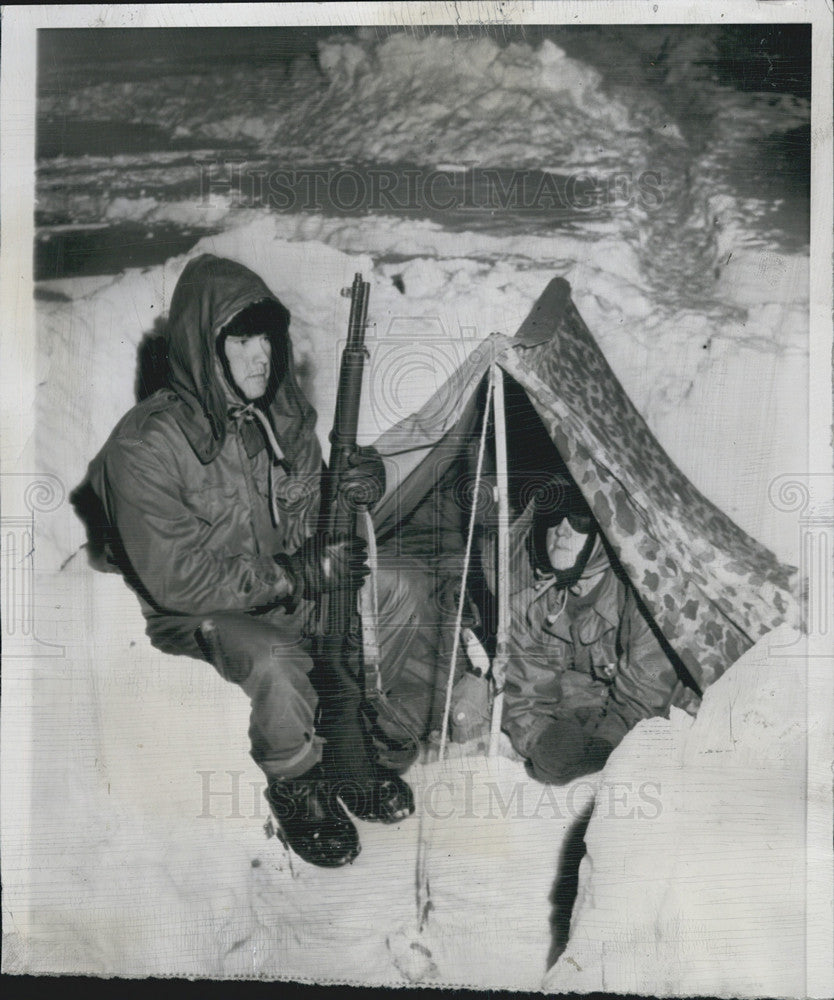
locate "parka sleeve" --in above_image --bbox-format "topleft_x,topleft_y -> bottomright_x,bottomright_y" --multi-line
597,589 -> 682,743
102,435 -> 296,616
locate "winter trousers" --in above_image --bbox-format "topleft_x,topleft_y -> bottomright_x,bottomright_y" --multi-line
145,557 -> 448,781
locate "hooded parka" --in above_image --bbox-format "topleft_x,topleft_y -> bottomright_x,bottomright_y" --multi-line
88,255 -> 322,642
85,255 -> 441,780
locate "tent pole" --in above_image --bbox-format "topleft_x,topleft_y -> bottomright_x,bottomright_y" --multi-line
438,369 -> 495,760
489,362 -> 509,758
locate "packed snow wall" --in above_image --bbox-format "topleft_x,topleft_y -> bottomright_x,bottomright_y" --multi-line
545,624 -> 822,998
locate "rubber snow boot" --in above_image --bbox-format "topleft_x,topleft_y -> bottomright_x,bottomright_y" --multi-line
333,763 -> 415,825
265,764 -> 360,868
316,681 -> 415,825
322,727 -> 415,825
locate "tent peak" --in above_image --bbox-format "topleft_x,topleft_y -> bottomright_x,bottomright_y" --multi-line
514,277 -> 572,347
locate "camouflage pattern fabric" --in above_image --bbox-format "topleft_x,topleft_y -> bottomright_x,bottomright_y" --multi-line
499,279 -> 799,693
373,278 -> 799,697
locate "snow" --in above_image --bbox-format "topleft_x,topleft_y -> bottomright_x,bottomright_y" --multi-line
545,623 -> 816,997
6,24 -> 821,993
35,213 -> 806,571
17,212 -> 811,987
38,36 -> 650,173
2,563 -> 595,985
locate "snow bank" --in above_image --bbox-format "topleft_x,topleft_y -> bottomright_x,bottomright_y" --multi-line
36,214 -> 805,571
2,551 -> 594,986
38,30 -> 809,332
545,623 -> 817,997
41,31 -> 808,179
40,35 -> 656,174
18,211 -> 808,984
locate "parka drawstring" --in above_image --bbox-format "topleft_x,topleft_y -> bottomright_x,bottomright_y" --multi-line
525,570 -> 575,630
545,586 -> 570,626
228,402 -> 286,529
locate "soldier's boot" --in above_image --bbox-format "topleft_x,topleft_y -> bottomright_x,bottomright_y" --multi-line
322,727 -> 415,825
265,763 -> 360,868
332,762 -> 415,824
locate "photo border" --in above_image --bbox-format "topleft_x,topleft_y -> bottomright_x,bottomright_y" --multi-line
1,2 -> 831,994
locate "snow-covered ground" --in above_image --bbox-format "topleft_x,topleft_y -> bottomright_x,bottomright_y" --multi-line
4,24 -> 821,991
546,623 -> 819,997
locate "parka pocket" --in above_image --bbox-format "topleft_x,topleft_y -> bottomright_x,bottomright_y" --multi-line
257,467 -> 319,549
181,485 -> 239,526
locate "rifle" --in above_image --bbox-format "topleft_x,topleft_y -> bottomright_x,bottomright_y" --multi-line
314,274 -> 418,770
317,271 -> 370,640
310,274 -> 372,772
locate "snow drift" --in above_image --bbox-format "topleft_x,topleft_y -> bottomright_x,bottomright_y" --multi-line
35,216 -> 806,576
545,623 -> 815,997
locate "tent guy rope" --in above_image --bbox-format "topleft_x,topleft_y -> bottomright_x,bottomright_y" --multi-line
438,367 -> 495,760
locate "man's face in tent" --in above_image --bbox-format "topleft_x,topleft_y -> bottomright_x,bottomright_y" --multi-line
546,513 -> 592,571
223,333 -> 271,401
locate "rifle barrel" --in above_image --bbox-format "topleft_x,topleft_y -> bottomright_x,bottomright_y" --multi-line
319,273 -> 371,633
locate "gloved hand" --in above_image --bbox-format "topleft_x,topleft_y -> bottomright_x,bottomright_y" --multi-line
280,531 -> 370,601
527,719 -> 587,785
338,445 -> 386,511
527,718 -> 615,785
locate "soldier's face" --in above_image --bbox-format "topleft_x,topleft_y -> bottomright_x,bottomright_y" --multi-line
546,515 -> 591,571
223,333 -> 271,401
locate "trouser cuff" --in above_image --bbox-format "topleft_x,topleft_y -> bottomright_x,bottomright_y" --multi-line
256,734 -> 324,783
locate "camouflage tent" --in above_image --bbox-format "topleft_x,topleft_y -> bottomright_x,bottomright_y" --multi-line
371,277 -> 799,700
